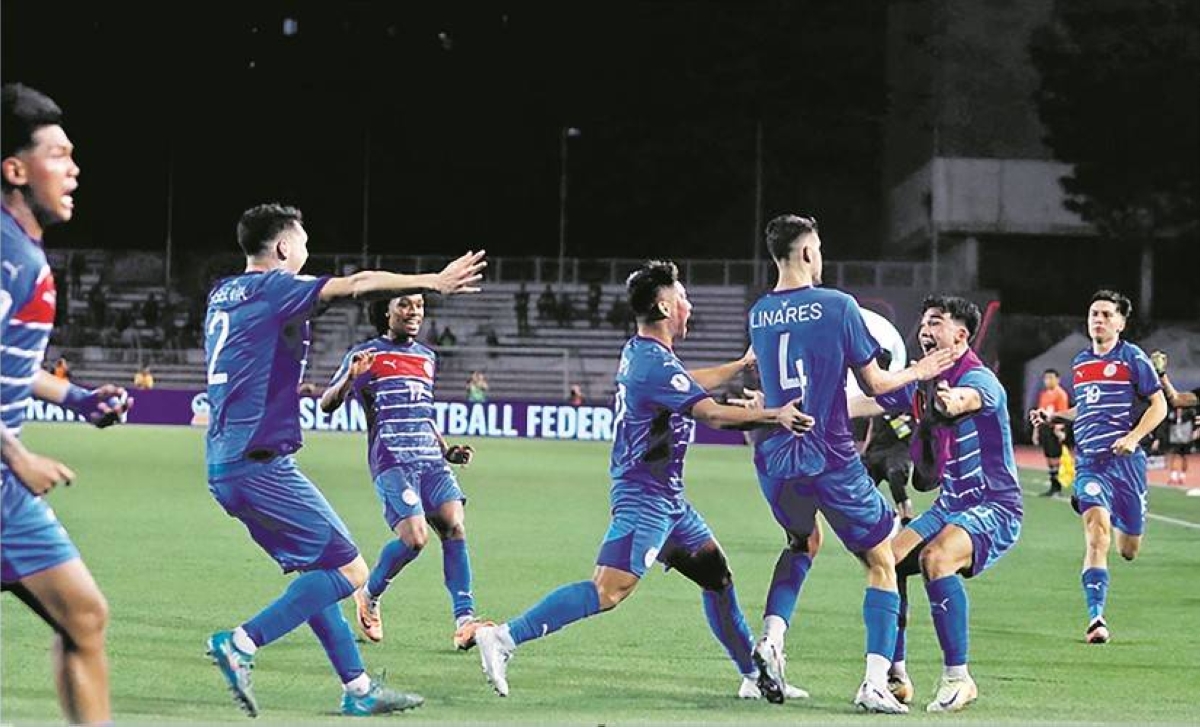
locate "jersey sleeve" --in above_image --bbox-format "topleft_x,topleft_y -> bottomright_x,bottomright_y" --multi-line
263,271 -> 331,320
648,359 -> 709,414
874,382 -> 915,414
958,369 -> 1001,415
328,348 -> 356,387
1129,347 -> 1163,399
844,299 -> 883,369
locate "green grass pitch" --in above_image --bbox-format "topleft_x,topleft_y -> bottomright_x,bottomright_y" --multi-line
3,423 -> 1199,724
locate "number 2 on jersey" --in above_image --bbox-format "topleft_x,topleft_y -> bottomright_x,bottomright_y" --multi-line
777,332 -> 807,401
207,310 -> 230,385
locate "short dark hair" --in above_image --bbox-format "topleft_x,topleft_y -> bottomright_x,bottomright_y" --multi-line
2,83 -> 63,160
765,214 -> 819,261
1090,289 -> 1132,318
236,203 -> 303,257
626,260 -> 679,320
1043,368 -> 1060,377
922,295 -> 981,341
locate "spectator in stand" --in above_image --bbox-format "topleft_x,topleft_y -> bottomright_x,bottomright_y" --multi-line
514,283 -> 530,336
133,365 -> 155,390
142,292 -> 160,329
537,284 -> 557,322
1153,350 -> 1200,485
52,357 -> 70,380
467,371 -> 489,403
606,295 -> 635,336
1033,368 -> 1071,497
69,250 -> 85,297
437,325 -> 458,347
87,282 -> 106,328
587,281 -> 602,329
567,384 -> 584,406
556,293 -> 575,328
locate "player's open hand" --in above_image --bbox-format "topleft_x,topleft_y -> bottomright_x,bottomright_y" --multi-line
739,346 -> 757,372
1029,408 -> 1051,427
435,250 -> 488,295
1150,350 -> 1168,376
11,449 -> 75,495
1110,433 -> 1139,456
778,397 -> 815,436
912,348 -> 956,381
728,387 -> 765,410
89,384 -> 133,428
349,350 -> 376,378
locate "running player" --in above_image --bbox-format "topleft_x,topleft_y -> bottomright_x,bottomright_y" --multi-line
746,214 -> 953,713
1034,369 -> 1071,497
850,296 -> 1023,712
203,202 -> 485,716
2,82 -> 133,726
1030,290 -> 1166,644
320,293 -> 488,651
473,260 -> 813,698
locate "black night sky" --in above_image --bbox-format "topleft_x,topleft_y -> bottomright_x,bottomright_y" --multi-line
2,1 -> 887,263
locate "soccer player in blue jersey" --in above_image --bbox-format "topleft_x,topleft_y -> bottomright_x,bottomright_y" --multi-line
1030,290 -> 1166,644
203,202 -> 485,717
320,293 -> 488,650
2,82 -> 137,726
849,296 -> 1023,712
746,215 -> 953,713
473,260 -> 813,698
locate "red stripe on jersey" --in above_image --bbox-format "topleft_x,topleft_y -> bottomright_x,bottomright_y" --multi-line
370,352 -> 433,382
12,266 -> 56,325
1073,359 -> 1131,384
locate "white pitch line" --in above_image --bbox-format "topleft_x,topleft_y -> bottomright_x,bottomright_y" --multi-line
1020,486 -> 1200,530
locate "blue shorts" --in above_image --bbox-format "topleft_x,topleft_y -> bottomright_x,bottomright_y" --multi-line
908,501 -> 1022,578
1073,450 -> 1148,536
596,482 -> 715,578
375,462 -> 465,531
1,472 -> 81,585
208,456 -> 359,573
758,458 -> 896,554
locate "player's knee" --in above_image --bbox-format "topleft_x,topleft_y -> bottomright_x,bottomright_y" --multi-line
593,579 -> 635,611
401,524 -> 429,551
691,548 -> 734,591
786,530 -> 818,559
435,519 -> 466,541
60,589 -> 109,652
340,557 -> 370,589
1119,538 -> 1140,561
918,545 -> 954,580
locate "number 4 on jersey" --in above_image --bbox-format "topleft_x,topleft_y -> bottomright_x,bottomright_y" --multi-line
777,331 -> 807,402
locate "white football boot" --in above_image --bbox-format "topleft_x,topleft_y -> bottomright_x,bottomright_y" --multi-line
925,674 -> 978,713
475,626 -> 513,697
854,680 -> 910,714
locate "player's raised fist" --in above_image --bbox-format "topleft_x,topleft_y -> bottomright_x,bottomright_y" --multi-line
435,250 -> 488,295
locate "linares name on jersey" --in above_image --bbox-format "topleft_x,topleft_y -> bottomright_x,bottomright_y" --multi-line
749,301 -> 824,330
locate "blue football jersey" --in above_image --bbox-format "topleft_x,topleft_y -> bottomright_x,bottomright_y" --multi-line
876,368 -> 1023,513
1,209 -> 57,464
329,337 -> 442,477
609,336 -> 709,497
748,286 -> 880,477
204,270 -> 329,471
1070,340 -> 1160,458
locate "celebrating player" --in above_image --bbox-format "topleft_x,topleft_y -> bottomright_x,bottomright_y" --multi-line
320,293 -> 489,651
746,215 -> 952,713
1030,290 -> 1166,644
2,82 -> 136,726
474,260 -> 813,699
203,202 -> 485,717
850,296 -> 1023,712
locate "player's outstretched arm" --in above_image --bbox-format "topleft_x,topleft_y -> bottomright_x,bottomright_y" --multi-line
1,426 -> 75,495
847,394 -> 886,419
319,351 -> 375,413
1030,406 -> 1077,426
319,250 -> 487,302
932,380 -> 983,418
692,396 -> 813,433
1112,390 -> 1168,456
1160,373 -> 1199,409
688,348 -> 754,391
31,370 -> 132,428
854,348 -> 956,397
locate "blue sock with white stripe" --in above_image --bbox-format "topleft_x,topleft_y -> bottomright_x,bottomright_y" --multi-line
441,537 -> 475,620
507,580 -> 602,645
702,584 -> 756,676
366,539 -> 420,600
1082,567 -> 1109,622
926,575 -> 969,666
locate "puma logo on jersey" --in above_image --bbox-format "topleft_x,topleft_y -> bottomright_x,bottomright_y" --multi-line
2,261 -> 22,281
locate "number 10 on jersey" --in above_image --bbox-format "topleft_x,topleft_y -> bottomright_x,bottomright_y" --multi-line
777,332 -> 807,402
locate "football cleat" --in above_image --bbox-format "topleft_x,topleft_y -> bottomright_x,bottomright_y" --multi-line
341,676 -> 424,716
888,673 -> 914,705
1086,617 -> 1110,644
206,631 -> 259,717
854,680 -> 910,714
475,626 -> 513,697
738,677 -> 810,700
454,617 -> 496,651
752,638 -> 787,704
925,674 -> 978,713
353,588 -> 383,643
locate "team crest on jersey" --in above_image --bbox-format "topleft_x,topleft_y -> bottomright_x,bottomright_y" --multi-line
1083,481 -> 1102,497
643,547 -> 660,569
670,373 -> 691,392
401,488 -> 420,506
1103,363 -> 1117,377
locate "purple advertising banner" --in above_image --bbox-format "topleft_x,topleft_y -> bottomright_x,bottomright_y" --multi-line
24,389 -> 749,446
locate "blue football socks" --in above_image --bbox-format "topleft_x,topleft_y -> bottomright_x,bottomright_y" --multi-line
243,568 -> 356,648
1082,567 -> 1109,622
308,603 -> 366,683
366,539 -> 420,600
702,584 -> 756,676
863,587 -> 901,661
442,538 -> 475,620
926,575 -> 969,666
507,580 -> 602,645
764,550 -> 813,625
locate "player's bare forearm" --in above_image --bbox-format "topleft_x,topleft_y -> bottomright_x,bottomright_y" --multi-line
320,271 -> 442,302
0,425 -> 27,466
848,394 -> 885,419
319,373 -> 352,413
1129,391 -> 1168,442
856,349 -> 954,397
1162,374 -> 1199,408
692,397 -> 812,433
936,386 -> 982,419
1051,407 -> 1077,423
688,360 -> 748,391
31,369 -> 70,404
